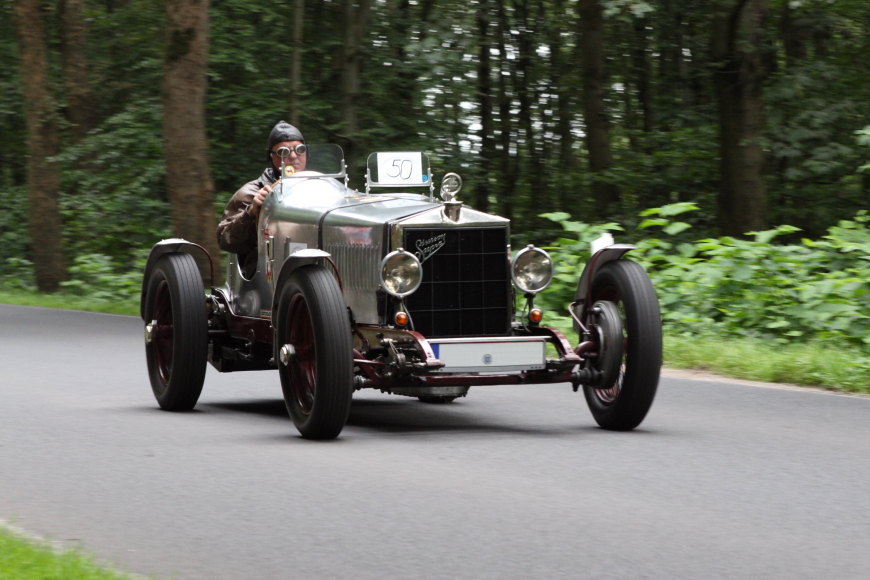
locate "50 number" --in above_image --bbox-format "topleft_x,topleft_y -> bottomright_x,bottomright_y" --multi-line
386,158 -> 413,180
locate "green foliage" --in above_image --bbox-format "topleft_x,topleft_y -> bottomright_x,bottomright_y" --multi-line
0,185 -> 31,270
60,253 -> 145,302
0,257 -> 36,291
857,125 -> 870,172
540,204 -> 870,349
56,98 -> 170,265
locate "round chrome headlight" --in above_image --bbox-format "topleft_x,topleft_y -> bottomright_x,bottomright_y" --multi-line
511,245 -> 554,294
380,249 -> 422,298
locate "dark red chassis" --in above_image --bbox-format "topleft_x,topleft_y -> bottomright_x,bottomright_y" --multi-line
140,238 -> 628,394
204,286 -> 596,390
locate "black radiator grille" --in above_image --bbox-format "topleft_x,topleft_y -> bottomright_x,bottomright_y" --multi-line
404,227 -> 511,338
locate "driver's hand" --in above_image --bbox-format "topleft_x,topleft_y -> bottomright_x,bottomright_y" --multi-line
248,184 -> 272,217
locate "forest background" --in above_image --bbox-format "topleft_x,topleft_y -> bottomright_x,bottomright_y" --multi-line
2,0 -> 870,388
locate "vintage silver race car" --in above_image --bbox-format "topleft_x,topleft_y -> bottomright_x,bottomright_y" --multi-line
141,146 -> 662,439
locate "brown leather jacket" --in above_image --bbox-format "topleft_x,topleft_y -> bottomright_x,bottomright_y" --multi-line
216,168 -> 278,277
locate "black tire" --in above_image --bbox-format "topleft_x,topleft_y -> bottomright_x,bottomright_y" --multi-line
417,396 -> 457,404
143,253 -> 208,411
583,259 -> 662,430
276,265 -> 353,440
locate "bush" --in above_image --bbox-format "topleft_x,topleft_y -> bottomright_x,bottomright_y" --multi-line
60,253 -> 146,302
539,204 -> 870,349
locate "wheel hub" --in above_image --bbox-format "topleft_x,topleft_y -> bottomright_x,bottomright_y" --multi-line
145,320 -> 156,344
279,344 -> 296,366
590,300 -> 624,395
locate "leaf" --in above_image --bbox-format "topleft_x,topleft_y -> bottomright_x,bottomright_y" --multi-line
658,202 -> 700,217
639,218 -> 668,229
663,222 -> 692,236
540,212 -> 571,222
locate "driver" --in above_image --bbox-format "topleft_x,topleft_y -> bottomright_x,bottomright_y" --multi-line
216,121 -> 307,277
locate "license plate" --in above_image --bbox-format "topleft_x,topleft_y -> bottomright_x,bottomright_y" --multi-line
429,338 -> 547,373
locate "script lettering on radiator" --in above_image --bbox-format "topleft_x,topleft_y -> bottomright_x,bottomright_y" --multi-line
415,233 -> 447,263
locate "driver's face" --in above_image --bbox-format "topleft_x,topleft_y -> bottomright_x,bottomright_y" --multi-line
271,140 -> 307,173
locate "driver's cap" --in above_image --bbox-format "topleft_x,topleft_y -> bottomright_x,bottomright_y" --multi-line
268,121 -> 305,150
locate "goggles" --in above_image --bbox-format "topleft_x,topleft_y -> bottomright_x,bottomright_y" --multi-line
273,144 -> 307,159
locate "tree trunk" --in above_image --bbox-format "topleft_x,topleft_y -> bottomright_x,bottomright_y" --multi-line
515,0 -> 545,215
632,18 -> 653,133
687,16 -> 709,107
781,2 -> 806,67
476,0 -> 493,213
711,0 -> 769,236
15,0 -> 69,292
548,0 -> 576,212
163,0 -> 221,280
290,0 -> 304,126
496,0 -> 516,222
59,0 -> 93,144
580,0 -> 619,218
341,0 -> 373,175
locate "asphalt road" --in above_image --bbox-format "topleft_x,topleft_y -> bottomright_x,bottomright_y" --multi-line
2,304 -> 870,580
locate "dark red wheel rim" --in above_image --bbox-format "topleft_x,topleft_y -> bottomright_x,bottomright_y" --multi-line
592,285 -> 626,405
152,279 -> 174,385
286,293 -> 316,415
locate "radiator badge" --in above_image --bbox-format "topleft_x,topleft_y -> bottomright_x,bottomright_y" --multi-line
415,233 -> 447,263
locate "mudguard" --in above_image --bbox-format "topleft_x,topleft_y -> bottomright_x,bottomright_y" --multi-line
269,249 -> 336,315
140,238 -> 215,320
572,244 -> 637,334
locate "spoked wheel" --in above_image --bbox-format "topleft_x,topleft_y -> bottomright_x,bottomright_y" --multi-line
583,259 -> 662,430
143,253 -> 208,411
276,265 -> 353,439
285,293 -> 317,415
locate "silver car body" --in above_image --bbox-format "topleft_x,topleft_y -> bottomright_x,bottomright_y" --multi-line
225,171 -> 509,328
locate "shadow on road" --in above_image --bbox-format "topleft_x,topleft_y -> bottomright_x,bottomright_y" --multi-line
199,396 -> 659,438
142,397 -> 655,439
205,399 -> 289,418
346,400 -> 578,435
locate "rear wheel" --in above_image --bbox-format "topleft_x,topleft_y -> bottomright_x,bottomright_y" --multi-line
583,259 -> 661,430
276,265 -> 353,439
143,253 -> 208,411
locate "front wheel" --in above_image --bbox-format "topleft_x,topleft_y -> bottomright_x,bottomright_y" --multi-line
276,265 -> 353,439
583,259 -> 662,430
143,253 -> 208,411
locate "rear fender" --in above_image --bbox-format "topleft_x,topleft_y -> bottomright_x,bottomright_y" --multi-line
571,244 -> 637,334
140,238 -> 215,320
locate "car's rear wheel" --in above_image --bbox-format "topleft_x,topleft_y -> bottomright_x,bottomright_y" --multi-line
276,265 -> 353,440
143,253 -> 208,411
583,259 -> 661,430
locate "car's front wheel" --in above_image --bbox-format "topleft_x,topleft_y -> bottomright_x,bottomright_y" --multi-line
583,259 -> 662,431
143,253 -> 208,411
276,265 -> 353,439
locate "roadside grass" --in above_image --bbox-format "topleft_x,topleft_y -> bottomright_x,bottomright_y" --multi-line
664,335 -> 869,394
1,291 -> 867,394
545,315 -> 869,394
0,290 -> 139,317
0,526 -> 142,580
